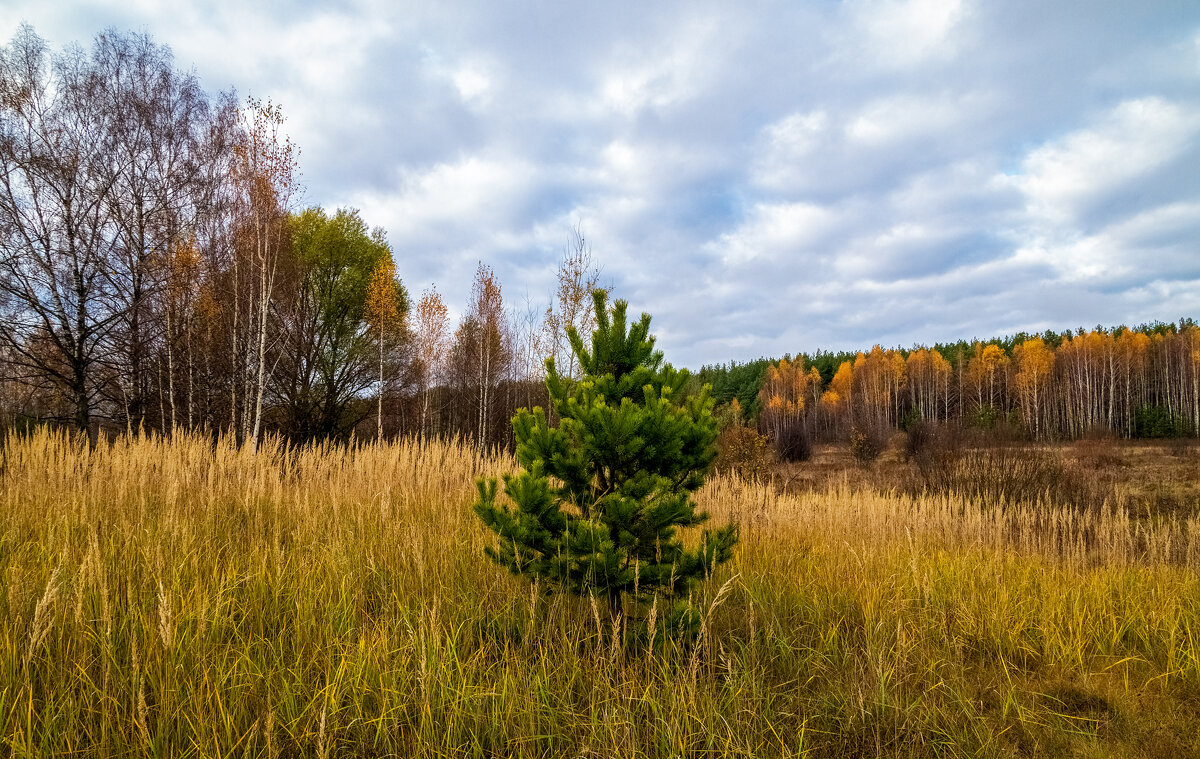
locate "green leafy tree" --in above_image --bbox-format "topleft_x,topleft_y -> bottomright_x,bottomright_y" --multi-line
474,291 -> 737,628
275,207 -> 407,441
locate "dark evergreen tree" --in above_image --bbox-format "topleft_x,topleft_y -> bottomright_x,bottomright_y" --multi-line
474,291 -> 737,625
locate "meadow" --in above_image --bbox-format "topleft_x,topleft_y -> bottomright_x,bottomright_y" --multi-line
1,430 -> 1198,757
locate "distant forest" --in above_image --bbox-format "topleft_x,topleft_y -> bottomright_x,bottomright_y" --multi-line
699,319 -> 1200,442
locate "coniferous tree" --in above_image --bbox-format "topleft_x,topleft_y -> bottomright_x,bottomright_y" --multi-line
474,291 -> 737,628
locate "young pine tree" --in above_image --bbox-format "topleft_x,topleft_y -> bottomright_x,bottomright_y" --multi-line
474,291 -> 737,628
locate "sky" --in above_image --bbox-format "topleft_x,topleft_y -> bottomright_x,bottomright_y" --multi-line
3,1 -> 1199,368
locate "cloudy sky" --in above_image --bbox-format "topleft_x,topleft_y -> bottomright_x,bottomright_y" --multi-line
3,1 -> 1199,367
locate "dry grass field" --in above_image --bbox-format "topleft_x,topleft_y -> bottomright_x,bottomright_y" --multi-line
777,436 -> 1200,518
1,430 -> 1198,757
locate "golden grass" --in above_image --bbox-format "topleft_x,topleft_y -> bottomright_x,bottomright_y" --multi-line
1,429 -> 1198,757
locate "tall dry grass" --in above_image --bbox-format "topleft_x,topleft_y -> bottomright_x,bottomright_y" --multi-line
1,429 -> 1197,757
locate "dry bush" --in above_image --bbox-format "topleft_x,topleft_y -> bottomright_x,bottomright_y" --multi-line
901,424 -> 1109,510
1169,436 -> 1196,458
915,440 -> 1103,509
849,423 -> 888,465
714,425 -> 774,479
769,418 -> 813,463
1074,436 -> 1126,471
902,420 -> 945,463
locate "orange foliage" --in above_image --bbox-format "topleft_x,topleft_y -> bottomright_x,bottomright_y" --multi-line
759,357 -> 821,437
364,256 -> 400,335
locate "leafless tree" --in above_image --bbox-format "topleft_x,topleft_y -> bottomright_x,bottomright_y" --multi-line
92,30 -> 227,433
0,26 -> 121,436
543,225 -> 603,380
227,97 -> 299,445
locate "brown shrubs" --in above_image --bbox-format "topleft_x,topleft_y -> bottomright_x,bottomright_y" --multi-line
849,424 -> 889,465
911,430 -> 1104,509
714,425 -> 774,479
1075,436 -> 1125,471
770,418 -> 813,463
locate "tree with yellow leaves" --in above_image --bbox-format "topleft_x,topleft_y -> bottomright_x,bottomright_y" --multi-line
965,343 -> 1010,425
758,356 -> 821,460
365,255 -> 402,441
413,286 -> 450,438
1117,330 -> 1151,435
759,357 -> 808,432
1013,337 -> 1054,438
820,360 -> 854,436
543,226 -> 604,380
1056,329 -> 1116,437
849,346 -> 905,427
1181,325 -> 1200,436
449,264 -> 511,449
906,348 -> 951,423
163,235 -> 202,433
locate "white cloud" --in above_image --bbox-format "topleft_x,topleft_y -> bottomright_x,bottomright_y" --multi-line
845,92 -> 989,145
752,110 -> 830,190
418,46 -> 498,108
709,202 -> 841,265
1008,97 -> 1200,225
592,139 -> 721,203
370,154 -> 538,236
1013,200 -> 1200,287
991,97 -> 1200,302
846,0 -> 967,67
451,65 -> 491,105
765,110 -> 829,156
597,13 -> 730,117
1105,200 -> 1200,248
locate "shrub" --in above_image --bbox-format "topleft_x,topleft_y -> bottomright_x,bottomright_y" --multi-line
907,422 -> 963,477
849,424 -> 887,464
1074,436 -> 1125,470
966,404 -> 998,430
1169,436 -> 1195,458
771,418 -> 813,463
712,398 -> 745,430
714,425 -> 774,479
903,420 -> 936,463
914,440 -> 1100,509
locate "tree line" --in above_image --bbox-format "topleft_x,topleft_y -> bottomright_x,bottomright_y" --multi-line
0,26 -> 602,446
703,320 -> 1200,443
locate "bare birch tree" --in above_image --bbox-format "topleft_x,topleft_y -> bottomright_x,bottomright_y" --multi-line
0,26 -> 120,437
543,225 -> 602,380
92,30 -> 223,433
229,97 -> 298,445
